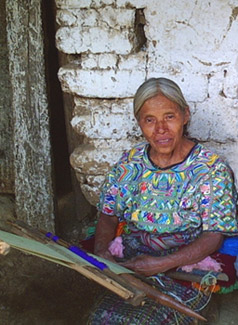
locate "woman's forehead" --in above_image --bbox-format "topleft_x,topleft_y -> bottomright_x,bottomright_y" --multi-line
141,94 -> 180,112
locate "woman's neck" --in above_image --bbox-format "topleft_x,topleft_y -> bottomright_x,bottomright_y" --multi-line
149,138 -> 196,169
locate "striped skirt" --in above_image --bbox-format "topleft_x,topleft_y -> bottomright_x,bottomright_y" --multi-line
88,227 -> 210,325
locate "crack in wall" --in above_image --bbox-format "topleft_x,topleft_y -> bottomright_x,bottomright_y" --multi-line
134,8 -> 146,52
221,6 -> 238,43
228,6 -> 238,31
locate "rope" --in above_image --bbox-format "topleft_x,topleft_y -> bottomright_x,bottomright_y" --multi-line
151,271 -> 217,314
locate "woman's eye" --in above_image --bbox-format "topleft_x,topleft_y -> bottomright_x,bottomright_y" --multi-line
145,117 -> 154,123
166,114 -> 174,120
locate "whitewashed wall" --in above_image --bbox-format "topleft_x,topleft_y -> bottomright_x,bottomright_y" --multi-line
56,0 -> 238,206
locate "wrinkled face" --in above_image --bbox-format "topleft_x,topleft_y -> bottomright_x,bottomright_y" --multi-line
138,94 -> 190,157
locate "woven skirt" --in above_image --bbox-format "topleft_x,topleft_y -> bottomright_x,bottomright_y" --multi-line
88,274 -> 210,325
88,229 -> 209,325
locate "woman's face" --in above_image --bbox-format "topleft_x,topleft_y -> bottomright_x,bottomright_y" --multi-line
138,93 -> 190,158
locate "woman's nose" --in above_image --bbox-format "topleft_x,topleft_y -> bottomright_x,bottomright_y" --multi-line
155,120 -> 168,133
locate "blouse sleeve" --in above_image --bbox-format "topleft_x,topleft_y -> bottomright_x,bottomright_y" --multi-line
199,160 -> 238,234
97,164 -> 120,216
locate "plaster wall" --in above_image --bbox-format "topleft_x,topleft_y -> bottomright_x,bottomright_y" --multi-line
56,0 -> 238,206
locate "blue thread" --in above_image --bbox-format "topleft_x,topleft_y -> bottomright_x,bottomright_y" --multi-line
46,232 -> 53,238
69,245 -> 108,270
45,233 -> 59,242
45,232 -> 108,270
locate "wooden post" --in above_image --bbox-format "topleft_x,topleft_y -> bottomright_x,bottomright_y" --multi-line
0,0 -> 14,193
6,0 -> 55,231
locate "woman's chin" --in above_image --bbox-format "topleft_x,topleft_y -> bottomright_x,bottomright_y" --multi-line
151,143 -> 174,156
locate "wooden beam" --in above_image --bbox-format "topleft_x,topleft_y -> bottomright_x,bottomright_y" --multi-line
6,0 -> 55,230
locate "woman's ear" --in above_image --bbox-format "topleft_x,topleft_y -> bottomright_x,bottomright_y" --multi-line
184,106 -> 190,125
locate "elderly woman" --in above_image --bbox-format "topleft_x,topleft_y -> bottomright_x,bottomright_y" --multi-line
90,77 -> 238,324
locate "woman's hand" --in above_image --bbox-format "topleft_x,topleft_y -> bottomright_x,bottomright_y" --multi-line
0,241 -> 10,256
120,255 -> 170,276
95,248 -> 116,263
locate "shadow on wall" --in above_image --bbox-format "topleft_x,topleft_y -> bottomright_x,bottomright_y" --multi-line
42,0 -> 95,239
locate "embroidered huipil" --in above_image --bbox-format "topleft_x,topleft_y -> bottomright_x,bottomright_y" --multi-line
98,143 -> 238,235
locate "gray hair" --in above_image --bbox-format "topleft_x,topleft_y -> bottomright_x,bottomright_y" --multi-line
133,77 -> 189,119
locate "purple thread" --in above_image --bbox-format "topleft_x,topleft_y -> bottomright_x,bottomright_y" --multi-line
46,233 -> 59,242
45,232 -> 108,270
45,232 -> 53,238
69,245 -> 108,270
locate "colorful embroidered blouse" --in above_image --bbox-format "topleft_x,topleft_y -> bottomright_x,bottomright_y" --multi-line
98,143 -> 238,235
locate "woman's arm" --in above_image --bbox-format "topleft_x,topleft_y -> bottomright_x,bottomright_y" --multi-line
94,213 -> 119,261
121,232 -> 223,276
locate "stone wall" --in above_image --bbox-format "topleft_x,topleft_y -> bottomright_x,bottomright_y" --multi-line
56,0 -> 238,206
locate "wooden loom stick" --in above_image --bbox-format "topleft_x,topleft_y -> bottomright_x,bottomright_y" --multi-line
6,220 -> 206,321
166,269 -> 229,283
67,263 -> 141,301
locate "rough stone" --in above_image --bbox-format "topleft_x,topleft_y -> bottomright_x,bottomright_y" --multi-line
55,0 -> 92,8
81,53 -> 118,70
71,98 -> 140,140
80,183 -> 101,207
99,7 -> 135,29
87,138 -> 144,150
56,26 -> 134,54
58,66 -> 146,98
71,112 -> 140,140
70,144 -> 123,175
56,8 -> 135,28
55,8 -> 136,55
189,99 -> 238,142
118,52 -> 147,71
92,0 -> 115,6
56,9 -> 78,26
223,67 -> 238,99
116,0 -> 148,8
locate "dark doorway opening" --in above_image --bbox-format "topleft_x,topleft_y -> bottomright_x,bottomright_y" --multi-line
41,1 -> 96,239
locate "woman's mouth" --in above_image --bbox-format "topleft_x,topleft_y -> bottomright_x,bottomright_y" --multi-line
155,138 -> 172,145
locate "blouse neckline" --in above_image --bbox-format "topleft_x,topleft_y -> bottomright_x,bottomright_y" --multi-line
143,142 -> 200,171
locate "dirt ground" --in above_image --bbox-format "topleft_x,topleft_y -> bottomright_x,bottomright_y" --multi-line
0,250 -> 105,325
210,291 -> 238,325
0,195 -> 238,324
0,194 -> 104,324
